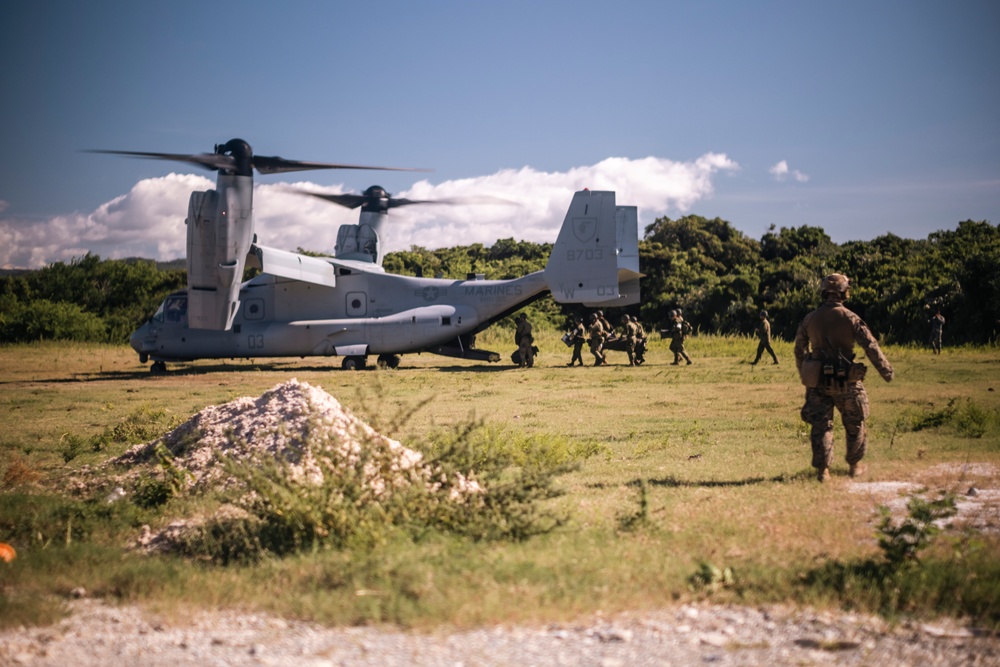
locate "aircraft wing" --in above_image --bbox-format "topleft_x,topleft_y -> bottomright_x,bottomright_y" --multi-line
248,244 -> 337,287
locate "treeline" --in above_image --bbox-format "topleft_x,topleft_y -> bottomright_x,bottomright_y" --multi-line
2,218 -> 997,345
0,255 -> 184,343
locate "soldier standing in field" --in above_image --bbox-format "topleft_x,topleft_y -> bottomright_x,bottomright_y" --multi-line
794,273 -> 894,483
669,309 -> 693,365
752,310 -> 780,365
928,308 -> 945,354
568,316 -> 586,366
515,313 -> 534,368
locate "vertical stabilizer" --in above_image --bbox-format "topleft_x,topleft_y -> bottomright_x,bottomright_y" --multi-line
544,190 -> 620,303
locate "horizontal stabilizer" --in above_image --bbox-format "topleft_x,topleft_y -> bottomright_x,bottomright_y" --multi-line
249,244 -> 337,287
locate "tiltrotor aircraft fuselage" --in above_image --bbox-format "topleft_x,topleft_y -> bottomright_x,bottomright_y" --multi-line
109,139 -> 640,371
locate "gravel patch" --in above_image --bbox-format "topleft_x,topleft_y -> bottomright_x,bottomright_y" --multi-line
848,462 -> 1000,534
2,599 -> 996,667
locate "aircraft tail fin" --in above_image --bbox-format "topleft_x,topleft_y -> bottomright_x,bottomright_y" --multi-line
544,190 -> 641,306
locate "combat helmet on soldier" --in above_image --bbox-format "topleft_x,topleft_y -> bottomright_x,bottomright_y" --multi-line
820,273 -> 850,298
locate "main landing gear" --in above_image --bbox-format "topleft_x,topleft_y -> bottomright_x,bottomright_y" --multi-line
341,355 -> 367,371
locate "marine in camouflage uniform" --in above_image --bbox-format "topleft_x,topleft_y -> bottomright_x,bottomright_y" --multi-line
752,310 -> 779,365
597,310 -> 613,337
588,313 -> 607,366
669,310 -> 693,365
631,315 -> 647,365
621,314 -> 638,366
928,309 -> 945,354
568,316 -> 586,366
515,313 -> 534,368
794,273 -> 894,482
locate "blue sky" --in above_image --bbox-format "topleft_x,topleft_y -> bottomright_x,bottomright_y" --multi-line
1,0 -> 997,268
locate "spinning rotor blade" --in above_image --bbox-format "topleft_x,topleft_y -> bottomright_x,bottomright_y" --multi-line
298,192 -> 369,209
87,139 -> 430,177
253,156 -> 429,175
84,149 -> 235,172
296,185 -> 516,212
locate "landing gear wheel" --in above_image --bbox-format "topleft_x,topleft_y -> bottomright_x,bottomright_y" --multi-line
377,354 -> 401,369
342,356 -> 367,371
150,361 -> 167,374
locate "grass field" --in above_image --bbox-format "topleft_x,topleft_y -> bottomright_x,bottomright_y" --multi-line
1,332 -> 999,630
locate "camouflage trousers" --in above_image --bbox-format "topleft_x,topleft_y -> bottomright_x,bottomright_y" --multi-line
589,338 -> 606,364
800,382 -> 870,470
669,339 -> 691,364
518,336 -> 534,367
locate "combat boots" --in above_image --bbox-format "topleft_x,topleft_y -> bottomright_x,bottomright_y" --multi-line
849,463 -> 866,478
817,467 -> 831,483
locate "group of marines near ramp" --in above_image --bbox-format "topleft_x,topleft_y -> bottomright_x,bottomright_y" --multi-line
565,310 -> 648,366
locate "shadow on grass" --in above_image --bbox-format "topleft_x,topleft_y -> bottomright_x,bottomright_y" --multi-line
649,470 -> 814,488
586,470 -> 814,490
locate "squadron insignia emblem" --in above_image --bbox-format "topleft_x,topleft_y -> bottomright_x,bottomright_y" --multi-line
573,217 -> 597,243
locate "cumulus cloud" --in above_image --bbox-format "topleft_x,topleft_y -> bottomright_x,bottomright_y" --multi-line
0,154 -> 738,269
769,160 -> 809,183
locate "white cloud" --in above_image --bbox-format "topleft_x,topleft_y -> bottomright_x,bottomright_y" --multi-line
769,160 -> 809,183
0,154 -> 739,269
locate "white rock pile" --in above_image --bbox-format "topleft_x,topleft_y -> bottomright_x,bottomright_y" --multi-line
114,378 -> 479,497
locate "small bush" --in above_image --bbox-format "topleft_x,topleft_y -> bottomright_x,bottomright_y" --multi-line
1,450 -> 40,490
132,444 -> 190,509
876,493 -> 957,569
905,398 -> 999,438
180,418 -> 581,562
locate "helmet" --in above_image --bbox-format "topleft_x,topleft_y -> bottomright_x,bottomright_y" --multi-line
630,315 -> 638,322
820,273 -> 850,294
759,310 -> 768,318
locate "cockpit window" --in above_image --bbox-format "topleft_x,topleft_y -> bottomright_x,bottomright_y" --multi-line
153,295 -> 188,325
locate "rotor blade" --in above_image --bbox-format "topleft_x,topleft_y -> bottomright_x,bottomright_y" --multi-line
298,191 -> 368,209
84,149 -> 234,172
253,155 -> 431,175
386,195 -> 518,209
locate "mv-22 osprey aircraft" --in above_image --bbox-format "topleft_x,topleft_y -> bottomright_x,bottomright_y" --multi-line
100,139 -> 640,371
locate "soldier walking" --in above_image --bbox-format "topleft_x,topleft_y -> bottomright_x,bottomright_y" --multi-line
632,315 -> 647,365
928,309 -> 945,354
621,314 -> 638,366
669,309 -> 693,365
794,274 -> 894,482
752,310 -> 780,365
568,316 -> 586,366
588,313 -> 607,366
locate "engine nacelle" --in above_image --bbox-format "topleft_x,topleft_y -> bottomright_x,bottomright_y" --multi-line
185,173 -> 254,330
